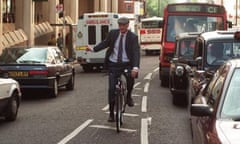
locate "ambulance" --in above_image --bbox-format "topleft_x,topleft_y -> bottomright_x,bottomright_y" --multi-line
75,12 -> 119,72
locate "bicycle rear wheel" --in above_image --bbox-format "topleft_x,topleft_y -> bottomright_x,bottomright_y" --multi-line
116,90 -> 123,133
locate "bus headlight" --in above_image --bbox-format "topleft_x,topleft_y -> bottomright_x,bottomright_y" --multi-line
175,66 -> 184,76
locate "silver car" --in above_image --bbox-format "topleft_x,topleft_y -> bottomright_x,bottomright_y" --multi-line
0,78 -> 21,121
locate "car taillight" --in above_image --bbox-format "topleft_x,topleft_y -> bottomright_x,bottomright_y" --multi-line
140,29 -> 146,35
29,70 -> 48,75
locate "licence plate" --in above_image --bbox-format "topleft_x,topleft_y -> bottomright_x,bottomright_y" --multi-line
75,46 -> 87,50
8,71 -> 29,77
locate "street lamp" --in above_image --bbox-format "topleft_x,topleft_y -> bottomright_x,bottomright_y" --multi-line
236,0 -> 238,25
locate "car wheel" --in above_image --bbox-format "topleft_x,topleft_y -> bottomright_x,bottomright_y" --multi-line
50,79 -> 58,98
5,92 -> 19,121
172,94 -> 179,105
66,74 -> 74,90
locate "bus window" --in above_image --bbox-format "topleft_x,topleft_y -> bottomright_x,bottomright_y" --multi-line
139,16 -> 163,54
101,25 -> 109,41
159,21 -> 163,28
88,26 -> 96,45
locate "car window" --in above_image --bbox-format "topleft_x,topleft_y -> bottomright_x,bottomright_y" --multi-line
193,39 -> 203,60
51,48 -> 65,63
180,39 -> 195,58
16,48 -> 47,63
0,48 -> 21,64
0,48 -> 47,64
205,65 -> 228,108
206,41 -> 240,66
221,68 -> 240,118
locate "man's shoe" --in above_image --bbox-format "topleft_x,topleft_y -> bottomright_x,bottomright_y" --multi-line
108,115 -> 115,122
127,97 -> 134,107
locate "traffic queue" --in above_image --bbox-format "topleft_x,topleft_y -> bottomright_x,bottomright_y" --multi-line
169,29 -> 240,143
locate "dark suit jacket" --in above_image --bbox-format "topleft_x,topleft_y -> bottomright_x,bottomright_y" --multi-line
93,29 -> 140,69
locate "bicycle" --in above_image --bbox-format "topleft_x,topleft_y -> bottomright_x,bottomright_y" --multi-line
115,69 -> 128,133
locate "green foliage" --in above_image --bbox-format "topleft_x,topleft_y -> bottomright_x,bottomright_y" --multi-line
146,0 -> 177,17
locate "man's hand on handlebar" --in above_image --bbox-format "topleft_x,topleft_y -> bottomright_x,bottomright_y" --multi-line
131,69 -> 138,78
86,45 -> 93,52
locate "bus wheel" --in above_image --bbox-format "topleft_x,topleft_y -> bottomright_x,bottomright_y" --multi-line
82,65 -> 92,72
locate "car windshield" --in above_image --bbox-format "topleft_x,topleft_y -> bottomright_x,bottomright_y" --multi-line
206,41 -> 240,66
0,47 -> 48,64
179,38 -> 195,58
167,16 -> 224,42
221,68 -> 240,119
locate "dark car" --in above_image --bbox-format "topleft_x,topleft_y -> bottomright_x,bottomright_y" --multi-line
169,32 -> 199,105
188,30 -> 240,106
0,46 -> 75,97
191,59 -> 240,144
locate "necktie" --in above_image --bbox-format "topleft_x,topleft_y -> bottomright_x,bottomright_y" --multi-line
117,34 -> 124,63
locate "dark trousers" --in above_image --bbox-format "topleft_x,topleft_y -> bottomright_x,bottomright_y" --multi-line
108,62 -> 134,114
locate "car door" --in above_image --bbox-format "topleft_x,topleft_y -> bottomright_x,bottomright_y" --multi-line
0,80 -> 10,110
52,48 -> 71,86
192,65 -> 228,144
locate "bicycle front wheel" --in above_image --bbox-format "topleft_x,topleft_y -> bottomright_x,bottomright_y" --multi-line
116,91 -> 123,133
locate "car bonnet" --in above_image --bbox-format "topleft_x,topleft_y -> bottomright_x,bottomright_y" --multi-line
217,120 -> 240,144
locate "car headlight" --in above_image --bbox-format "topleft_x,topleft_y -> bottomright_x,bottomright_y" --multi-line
185,65 -> 192,73
175,66 -> 184,76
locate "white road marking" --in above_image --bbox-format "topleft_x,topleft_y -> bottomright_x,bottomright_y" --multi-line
134,82 -> 141,88
105,112 -> 139,117
102,104 -> 109,111
141,96 -> 147,112
153,67 -> 159,72
144,73 -> 152,80
144,82 -> 150,93
134,87 -> 142,90
132,94 -> 141,97
102,102 -> 140,111
141,118 -> 149,144
90,125 -> 136,132
58,119 -> 93,144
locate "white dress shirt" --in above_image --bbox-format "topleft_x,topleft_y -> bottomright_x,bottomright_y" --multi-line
109,32 -> 130,63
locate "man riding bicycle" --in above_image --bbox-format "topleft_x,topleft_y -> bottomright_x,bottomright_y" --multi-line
86,17 -> 140,122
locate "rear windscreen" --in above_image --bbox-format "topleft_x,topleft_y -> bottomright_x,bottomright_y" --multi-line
88,26 -> 96,44
101,25 -> 109,41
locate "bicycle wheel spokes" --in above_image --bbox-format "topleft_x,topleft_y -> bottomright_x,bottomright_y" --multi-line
120,75 -> 127,113
115,92 -> 122,133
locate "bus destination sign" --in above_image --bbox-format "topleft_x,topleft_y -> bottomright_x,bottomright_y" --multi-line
168,4 -> 225,14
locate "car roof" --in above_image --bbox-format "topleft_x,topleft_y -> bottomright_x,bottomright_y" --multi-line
227,59 -> 240,68
199,30 -> 238,41
176,32 -> 201,40
6,46 -> 58,49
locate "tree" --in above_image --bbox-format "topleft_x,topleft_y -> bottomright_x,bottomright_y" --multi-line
145,0 -> 177,17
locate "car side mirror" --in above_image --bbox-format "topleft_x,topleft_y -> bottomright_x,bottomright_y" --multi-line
191,103 -> 213,117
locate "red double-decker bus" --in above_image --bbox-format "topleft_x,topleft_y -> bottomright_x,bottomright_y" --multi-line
159,2 -> 232,86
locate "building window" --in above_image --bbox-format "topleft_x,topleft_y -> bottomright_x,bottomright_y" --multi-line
2,0 -> 15,23
125,4 -> 133,12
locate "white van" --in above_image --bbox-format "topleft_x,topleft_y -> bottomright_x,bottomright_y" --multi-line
75,12 -> 119,72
